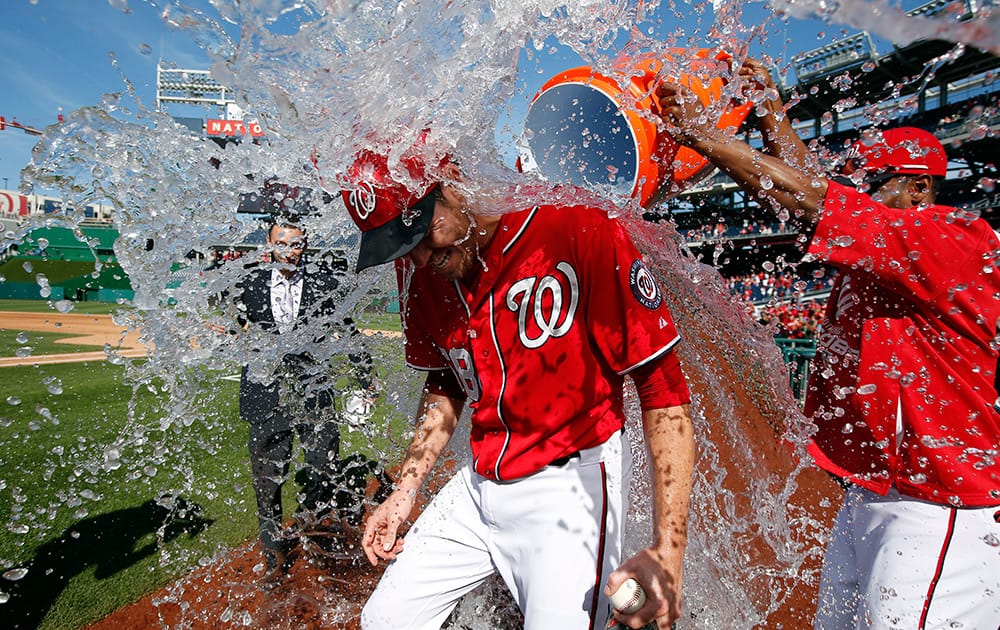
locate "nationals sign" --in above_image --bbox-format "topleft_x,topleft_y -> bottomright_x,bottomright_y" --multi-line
206,119 -> 265,138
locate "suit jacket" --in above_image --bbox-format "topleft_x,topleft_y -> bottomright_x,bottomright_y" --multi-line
234,259 -> 370,419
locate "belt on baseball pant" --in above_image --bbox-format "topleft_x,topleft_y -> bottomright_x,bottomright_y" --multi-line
547,451 -> 581,467
549,430 -> 625,468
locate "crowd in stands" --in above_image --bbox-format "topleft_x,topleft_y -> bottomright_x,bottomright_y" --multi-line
724,270 -> 836,339
757,301 -> 826,339
727,271 -> 836,303
683,218 -> 792,241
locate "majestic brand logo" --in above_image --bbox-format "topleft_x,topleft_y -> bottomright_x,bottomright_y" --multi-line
347,182 -> 377,221
505,262 -> 579,349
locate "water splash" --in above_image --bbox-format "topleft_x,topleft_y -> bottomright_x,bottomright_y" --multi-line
7,0 -> 998,627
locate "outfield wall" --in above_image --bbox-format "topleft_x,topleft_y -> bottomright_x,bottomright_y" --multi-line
0,225 -> 131,303
0,282 -> 66,301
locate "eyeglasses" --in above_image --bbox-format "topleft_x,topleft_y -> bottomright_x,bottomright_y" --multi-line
270,240 -> 306,251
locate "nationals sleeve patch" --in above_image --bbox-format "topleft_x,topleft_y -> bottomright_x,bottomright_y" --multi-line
629,259 -> 662,310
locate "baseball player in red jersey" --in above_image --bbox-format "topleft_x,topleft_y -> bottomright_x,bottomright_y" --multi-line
659,65 -> 1000,629
338,135 -> 694,629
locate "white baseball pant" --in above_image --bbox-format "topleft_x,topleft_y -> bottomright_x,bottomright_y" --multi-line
815,485 -> 1000,629
361,431 -> 630,630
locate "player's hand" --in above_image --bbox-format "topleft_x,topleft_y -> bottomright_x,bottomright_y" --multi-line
655,83 -> 720,148
737,58 -> 783,115
361,488 -> 414,566
738,57 -> 778,94
606,547 -> 683,629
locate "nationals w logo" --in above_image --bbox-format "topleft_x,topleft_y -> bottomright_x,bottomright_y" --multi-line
505,262 -> 579,349
347,182 -> 377,220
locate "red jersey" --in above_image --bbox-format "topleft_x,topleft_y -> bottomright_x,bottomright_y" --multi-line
805,181 -> 1000,507
397,204 -> 686,481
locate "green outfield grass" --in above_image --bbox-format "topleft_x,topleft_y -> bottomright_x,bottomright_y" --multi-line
0,330 -> 412,629
0,361 -> 256,629
0,300 -> 403,330
0,259 -> 110,285
356,311 -> 401,333
0,298 -> 119,315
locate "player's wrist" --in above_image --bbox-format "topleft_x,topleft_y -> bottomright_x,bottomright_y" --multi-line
650,532 -> 688,556
393,484 -> 419,499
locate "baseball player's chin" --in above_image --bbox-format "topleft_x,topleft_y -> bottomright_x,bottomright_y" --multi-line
431,249 -> 469,279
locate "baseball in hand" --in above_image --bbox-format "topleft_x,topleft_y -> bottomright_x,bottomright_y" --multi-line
610,578 -> 646,614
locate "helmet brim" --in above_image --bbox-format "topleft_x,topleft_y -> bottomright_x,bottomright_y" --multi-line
355,187 -> 437,272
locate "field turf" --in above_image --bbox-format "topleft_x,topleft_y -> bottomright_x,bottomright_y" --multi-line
0,300 -> 408,629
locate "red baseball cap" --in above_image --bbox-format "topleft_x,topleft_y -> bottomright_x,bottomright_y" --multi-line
844,127 -> 947,178
341,137 -> 449,272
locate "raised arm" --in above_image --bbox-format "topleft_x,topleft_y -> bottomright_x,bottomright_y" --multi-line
738,58 -> 813,174
658,82 -> 827,227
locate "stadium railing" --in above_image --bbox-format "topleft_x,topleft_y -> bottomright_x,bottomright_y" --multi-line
775,337 -> 817,404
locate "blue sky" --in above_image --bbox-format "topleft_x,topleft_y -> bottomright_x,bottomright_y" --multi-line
0,0 -> 851,194
0,0 -> 209,191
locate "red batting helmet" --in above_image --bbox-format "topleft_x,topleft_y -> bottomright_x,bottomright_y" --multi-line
844,127 -> 947,178
341,134 -> 450,272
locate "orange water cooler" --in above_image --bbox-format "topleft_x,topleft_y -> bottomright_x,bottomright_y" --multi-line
519,49 -> 752,208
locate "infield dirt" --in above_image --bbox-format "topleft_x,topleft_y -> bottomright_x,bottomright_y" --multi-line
0,311 -> 147,367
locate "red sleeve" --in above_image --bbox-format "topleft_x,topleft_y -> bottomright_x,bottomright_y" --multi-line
424,368 -> 468,401
630,351 -> 690,410
581,213 -> 682,373
809,181 -> 998,303
396,259 -> 450,371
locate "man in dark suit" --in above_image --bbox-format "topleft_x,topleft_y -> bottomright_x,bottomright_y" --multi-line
232,188 -> 376,573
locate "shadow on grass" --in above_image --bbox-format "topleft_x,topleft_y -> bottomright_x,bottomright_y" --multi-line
4,496 -> 213,630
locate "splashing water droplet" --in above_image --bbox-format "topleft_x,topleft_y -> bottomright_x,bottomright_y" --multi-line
53,300 -> 74,313
2,568 -> 28,582
103,447 -> 122,471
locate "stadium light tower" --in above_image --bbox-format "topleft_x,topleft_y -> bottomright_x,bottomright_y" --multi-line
154,63 -> 264,140
155,64 -> 235,111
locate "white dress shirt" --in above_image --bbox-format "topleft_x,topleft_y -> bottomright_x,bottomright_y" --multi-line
270,268 -> 303,334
